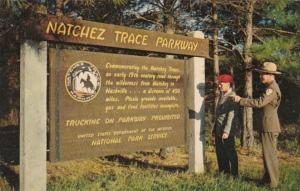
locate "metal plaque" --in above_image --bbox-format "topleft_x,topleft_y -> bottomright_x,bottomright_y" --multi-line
49,48 -> 186,161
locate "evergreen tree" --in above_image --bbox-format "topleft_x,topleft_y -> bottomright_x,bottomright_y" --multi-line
251,0 -> 300,79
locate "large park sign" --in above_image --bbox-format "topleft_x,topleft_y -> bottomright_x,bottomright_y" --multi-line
20,15 -> 207,191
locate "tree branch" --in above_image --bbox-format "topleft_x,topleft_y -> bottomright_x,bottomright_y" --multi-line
254,27 -> 300,36
218,44 -> 233,52
134,14 -> 164,29
253,33 -> 264,43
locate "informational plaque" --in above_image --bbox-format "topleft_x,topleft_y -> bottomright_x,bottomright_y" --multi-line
49,49 -> 186,161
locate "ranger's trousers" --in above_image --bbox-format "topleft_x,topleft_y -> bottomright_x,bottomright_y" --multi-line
261,132 -> 280,187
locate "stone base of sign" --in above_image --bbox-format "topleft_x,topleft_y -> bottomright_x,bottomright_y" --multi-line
20,40 -> 47,191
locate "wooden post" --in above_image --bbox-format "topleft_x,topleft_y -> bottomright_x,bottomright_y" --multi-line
20,40 -> 47,191
187,31 -> 206,173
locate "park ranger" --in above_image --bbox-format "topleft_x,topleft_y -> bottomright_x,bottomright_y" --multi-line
232,62 -> 282,188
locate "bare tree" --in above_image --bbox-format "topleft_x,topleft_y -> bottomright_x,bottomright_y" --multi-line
159,0 -> 176,159
212,0 -> 220,115
242,0 -> 255,148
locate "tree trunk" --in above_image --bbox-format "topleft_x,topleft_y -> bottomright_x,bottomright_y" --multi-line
165,13 -> 174,59
242,0 -> 255,148
56,0 -> 64,16
212,0 -> 220,115
229,64 -> 235,90
159,0 -> 175,158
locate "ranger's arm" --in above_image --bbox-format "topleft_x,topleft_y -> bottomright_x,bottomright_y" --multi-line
240,88 -> 277,108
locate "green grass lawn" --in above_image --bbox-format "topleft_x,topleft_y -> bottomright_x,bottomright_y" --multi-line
1,149 -> 300,191
47,165 -> 300,191
2,115 -> 300,191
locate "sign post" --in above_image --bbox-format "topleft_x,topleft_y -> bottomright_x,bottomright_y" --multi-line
20,40 -> 47,191
187,31 -> 206,173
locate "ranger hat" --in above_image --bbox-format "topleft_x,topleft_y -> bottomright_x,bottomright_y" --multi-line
255,62 -> 282,75
217,74 -> 233,83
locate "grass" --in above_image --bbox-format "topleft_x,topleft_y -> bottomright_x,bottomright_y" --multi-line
47,165 -> 300,191
1,147 -> 300,191
2,118 -> 299,190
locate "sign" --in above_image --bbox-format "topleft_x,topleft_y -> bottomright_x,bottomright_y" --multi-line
25,16 -> 209,58
49,48 -> 186,161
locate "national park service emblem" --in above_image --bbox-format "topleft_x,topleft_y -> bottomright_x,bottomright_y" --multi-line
65,61 -> 101,102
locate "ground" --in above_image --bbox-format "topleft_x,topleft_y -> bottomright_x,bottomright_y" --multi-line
0,145 -> 300,190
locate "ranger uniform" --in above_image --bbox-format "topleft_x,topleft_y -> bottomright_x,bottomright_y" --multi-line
238,62 -> 281,188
